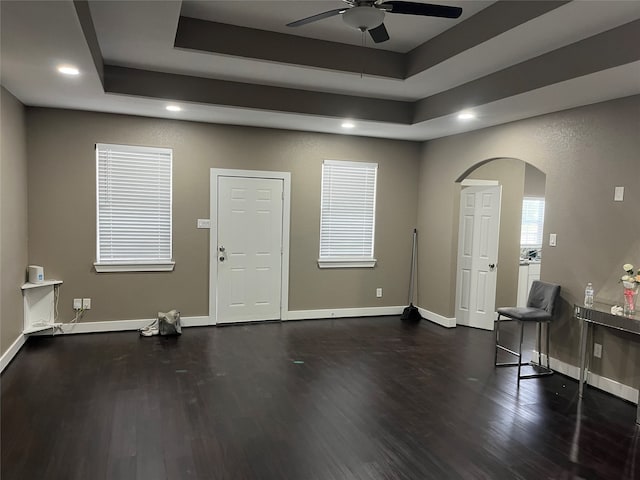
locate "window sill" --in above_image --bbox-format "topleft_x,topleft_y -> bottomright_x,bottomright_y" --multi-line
94,262 -> 175,273
317,258 -> 377,269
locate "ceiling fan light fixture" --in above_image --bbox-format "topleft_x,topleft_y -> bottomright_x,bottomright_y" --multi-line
342,6 -> 385,31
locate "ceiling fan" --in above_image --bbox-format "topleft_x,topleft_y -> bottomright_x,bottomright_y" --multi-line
286,0 -> 463,44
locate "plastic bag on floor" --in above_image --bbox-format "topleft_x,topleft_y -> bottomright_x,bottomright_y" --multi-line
158,309 -> 181,336
139,309 -> 181,336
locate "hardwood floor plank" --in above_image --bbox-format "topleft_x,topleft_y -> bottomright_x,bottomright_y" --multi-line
2,317 -> 638,479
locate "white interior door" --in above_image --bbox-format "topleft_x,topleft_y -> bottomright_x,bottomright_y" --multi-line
455,185 -> 502,330
216,176 -> 283,324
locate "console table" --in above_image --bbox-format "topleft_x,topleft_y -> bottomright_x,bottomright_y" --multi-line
575,302 -> 640,424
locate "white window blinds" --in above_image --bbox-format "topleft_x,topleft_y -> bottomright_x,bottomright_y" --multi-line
520,197 -> 545,247
319,160 -> 377,268
95,143 -> 174,272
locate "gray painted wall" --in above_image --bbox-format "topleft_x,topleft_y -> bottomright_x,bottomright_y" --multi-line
417,95 -> 640,384
1,87 -> 28,355
6,94 -> 640,388
524,163 -> 546,197
26,108 -> 420,324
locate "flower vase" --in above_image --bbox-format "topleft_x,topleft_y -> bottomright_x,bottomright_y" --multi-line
622,281 -> 638,316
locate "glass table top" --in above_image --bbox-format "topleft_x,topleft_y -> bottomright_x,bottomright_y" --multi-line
575,302 -> 640,335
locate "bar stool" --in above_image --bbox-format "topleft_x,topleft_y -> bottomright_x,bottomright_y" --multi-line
494,280 -> 561,385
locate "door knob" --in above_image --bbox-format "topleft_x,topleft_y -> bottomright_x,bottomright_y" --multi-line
489,263 -> 496,271
219,256 -> 225,262
219,246 -> 225,252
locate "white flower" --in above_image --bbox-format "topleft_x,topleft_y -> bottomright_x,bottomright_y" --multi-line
623,263 -> 634,272
622,275 -> 631,281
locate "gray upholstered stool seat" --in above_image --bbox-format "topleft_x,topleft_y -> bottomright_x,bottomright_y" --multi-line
494,280 -> 561,386
496,307 -> 552,321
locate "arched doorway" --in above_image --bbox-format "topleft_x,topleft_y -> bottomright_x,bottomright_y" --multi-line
454,158 -> 546,329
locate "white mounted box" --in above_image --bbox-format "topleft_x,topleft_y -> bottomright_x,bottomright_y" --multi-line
21,280 -> 63,334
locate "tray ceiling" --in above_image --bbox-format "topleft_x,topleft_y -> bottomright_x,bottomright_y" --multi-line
1,0 -> 639,140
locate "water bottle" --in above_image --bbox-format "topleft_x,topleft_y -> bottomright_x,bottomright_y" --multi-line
584,282 -> 594,308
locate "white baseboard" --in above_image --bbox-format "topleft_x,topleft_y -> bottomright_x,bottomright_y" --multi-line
0,334 -> 27,373
287,306 -> 404,321
535,351 -> 639,404
417,307 -> 456,328
61,315 -> 211,334
180,316 -> 210,327
29,315 -> 210,336
0,315 -> 206,373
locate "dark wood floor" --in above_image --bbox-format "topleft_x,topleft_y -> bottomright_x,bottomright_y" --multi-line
1,317 -> 638,480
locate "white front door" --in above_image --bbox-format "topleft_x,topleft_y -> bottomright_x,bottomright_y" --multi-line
455,185 -> 502,330
215,175 -> 284,324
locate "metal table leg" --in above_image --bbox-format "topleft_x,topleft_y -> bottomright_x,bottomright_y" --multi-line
637,378 -> 640,425
578,317 -> 589,398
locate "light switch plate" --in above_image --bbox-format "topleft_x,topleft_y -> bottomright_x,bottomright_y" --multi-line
376,288 -> 383,298
549,233 -> 557,247
594,343 -> 602,358
197,219 -> 211,229
614,186 -> 624,202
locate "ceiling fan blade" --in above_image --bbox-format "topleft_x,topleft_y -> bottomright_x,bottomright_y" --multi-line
369,23 -> 390,43
286,8 -> 346,27
380,1 -> 462,19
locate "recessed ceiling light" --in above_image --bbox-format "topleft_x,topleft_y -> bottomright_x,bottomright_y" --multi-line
166,105 -> 181,112
57,65 -> 79,76
341,121 -> 355,129
457,111 -> 476,120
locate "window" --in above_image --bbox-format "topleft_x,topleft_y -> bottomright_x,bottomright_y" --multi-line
520,197 -> 545,247
318,160 -> 377,268
95,143 -> 174,272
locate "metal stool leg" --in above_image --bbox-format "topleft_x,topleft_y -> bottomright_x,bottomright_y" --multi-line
537,322 -> 542,365
517,321 -> 525,386
494,314 -> 501,366
546,321 -> 551,370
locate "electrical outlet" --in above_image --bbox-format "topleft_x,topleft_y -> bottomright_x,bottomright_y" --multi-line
73,298 -> 82,310
82,298 -> 91,310
376,288 -> 383,298
594,343 -> 602,358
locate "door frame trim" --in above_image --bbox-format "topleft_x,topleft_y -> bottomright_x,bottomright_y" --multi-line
209,168 -> 291,325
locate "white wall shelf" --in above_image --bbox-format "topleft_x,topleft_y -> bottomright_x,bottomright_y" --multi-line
21,280 -> 63,334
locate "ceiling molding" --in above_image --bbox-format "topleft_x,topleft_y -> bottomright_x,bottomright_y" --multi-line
104,66 -> 414,124
72,0 -> 104,87
175,16 -> 405,79
175,1 -> 570,81
104,19 -> 640,126
406,0 -> 569,77
413,19 -> 640,123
